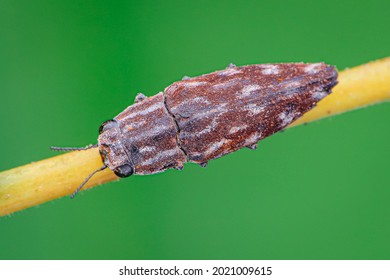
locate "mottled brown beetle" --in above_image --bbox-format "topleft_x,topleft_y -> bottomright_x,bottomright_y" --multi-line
52,62 -> 338,198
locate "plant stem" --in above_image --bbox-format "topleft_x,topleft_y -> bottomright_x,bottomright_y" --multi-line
1,57 -> 390,216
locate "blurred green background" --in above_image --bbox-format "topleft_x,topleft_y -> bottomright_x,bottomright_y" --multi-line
1,0 -> 389,260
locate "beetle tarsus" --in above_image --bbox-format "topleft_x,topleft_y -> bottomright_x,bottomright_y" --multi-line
247,144 -> 258,150
135,93 -> 147,103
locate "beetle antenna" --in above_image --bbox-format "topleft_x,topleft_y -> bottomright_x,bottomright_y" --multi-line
50,144 -> 98,151
71,165 -> 107,199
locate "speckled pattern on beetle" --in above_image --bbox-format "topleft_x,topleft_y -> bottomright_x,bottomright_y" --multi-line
98,63 -> 338,178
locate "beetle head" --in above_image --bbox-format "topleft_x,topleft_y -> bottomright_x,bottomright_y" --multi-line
98,119 -> 134,177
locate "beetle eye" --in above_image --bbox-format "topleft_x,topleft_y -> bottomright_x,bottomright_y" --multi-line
113,164 -> 134,178
99,119 -> 116,134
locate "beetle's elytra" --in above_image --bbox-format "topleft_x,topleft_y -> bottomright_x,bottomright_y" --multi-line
53,62 -> 338,197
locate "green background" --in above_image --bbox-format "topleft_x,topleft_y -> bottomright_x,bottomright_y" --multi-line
1,0 -> 389,259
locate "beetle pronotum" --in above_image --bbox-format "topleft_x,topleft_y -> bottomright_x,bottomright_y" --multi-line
52,63 -> 338,198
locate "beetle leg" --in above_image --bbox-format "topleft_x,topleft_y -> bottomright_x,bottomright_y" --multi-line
247,143 -> 258,150
134,93 -> 147,103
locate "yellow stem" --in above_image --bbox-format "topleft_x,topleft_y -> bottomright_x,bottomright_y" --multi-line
1,57 -> 390,216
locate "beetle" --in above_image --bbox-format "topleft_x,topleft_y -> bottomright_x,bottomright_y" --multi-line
52,62 -> 338,198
